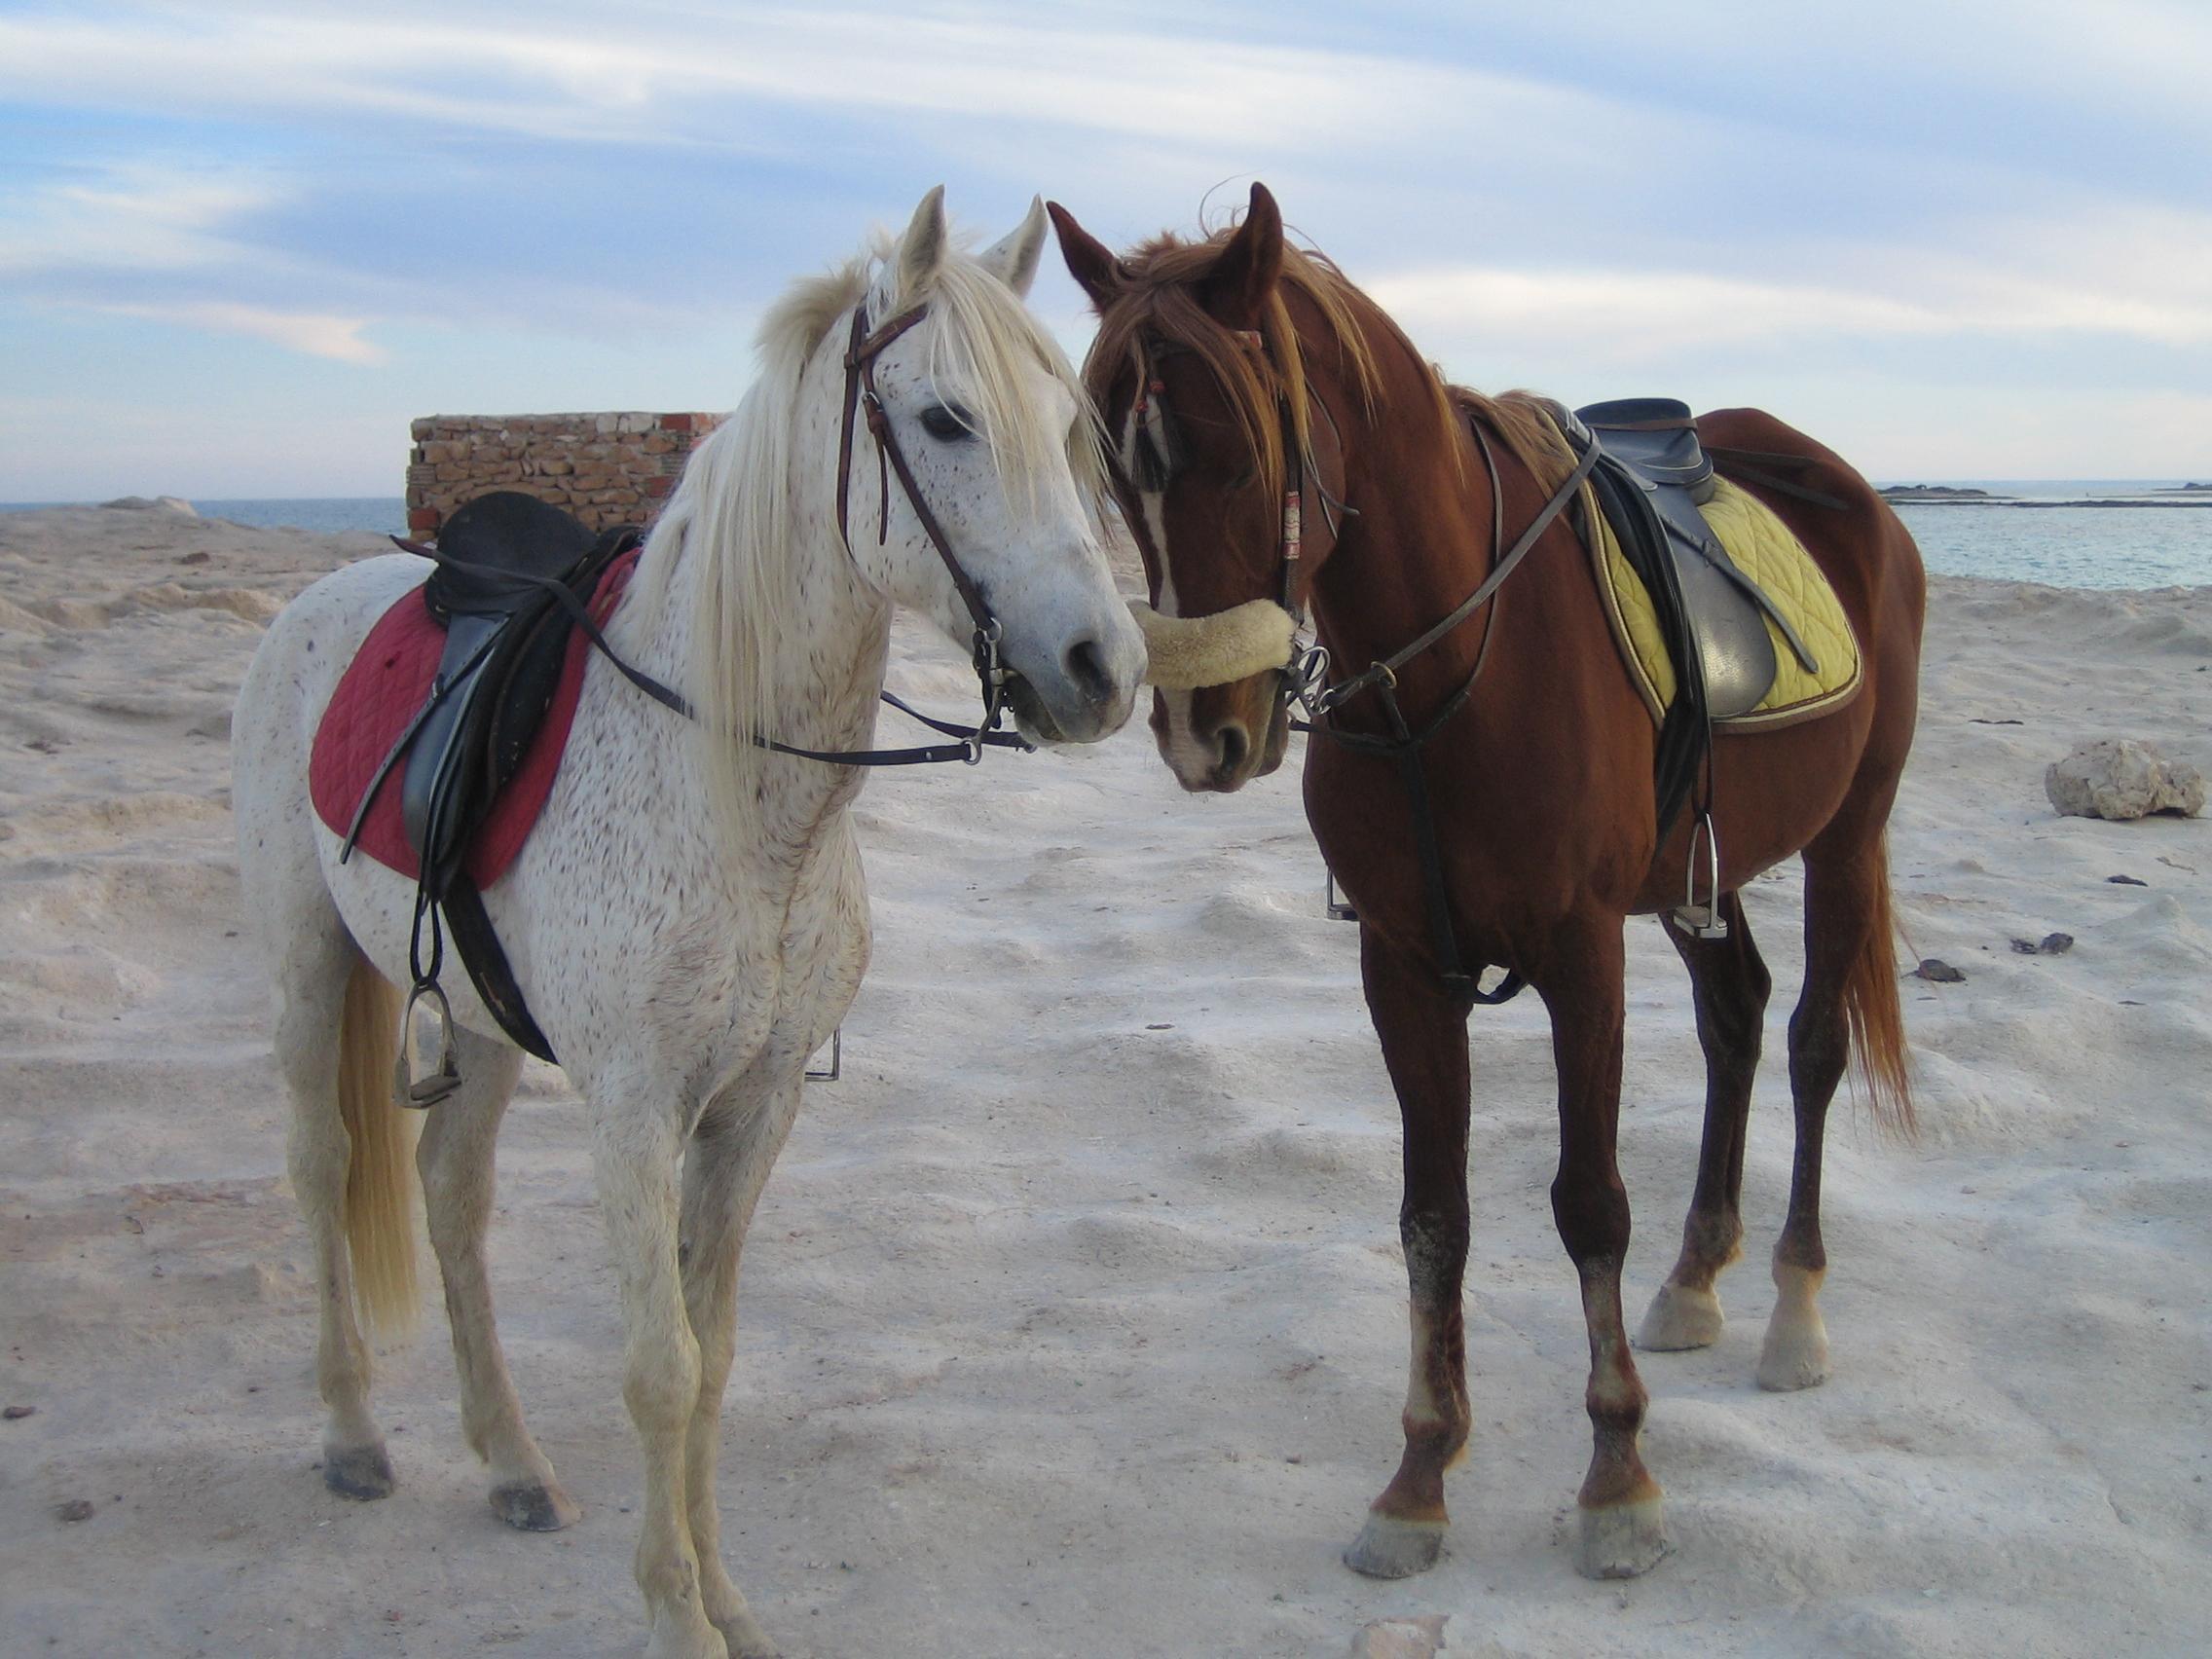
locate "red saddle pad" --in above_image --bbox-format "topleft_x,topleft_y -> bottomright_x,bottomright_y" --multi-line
308,548 -> 645,887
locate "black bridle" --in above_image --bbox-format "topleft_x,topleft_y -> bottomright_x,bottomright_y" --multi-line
1111,325 -> 1599,1010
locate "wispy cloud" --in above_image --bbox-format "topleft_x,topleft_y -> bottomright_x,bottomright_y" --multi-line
1368,203 -> 2212,359
0,6 -> 1549,150
0,166 -> 276,276
94,300 -> 386,363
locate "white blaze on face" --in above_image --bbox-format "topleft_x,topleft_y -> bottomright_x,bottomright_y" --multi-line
1123,397 -> 1215,785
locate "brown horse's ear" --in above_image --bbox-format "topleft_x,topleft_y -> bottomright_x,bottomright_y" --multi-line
1048,201 -> 1120,311
1200,182 -> 1283,328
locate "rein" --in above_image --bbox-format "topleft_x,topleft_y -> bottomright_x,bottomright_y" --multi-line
400,296 -> 1036,771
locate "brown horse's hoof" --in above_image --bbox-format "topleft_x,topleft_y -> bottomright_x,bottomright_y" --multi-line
1343,1512 -> 1446,1578
490,1479 -> 580,1531
1636,1282 -> 1725,1351
322,1444 -> 396,1501
1576,1494 -> 1668,1579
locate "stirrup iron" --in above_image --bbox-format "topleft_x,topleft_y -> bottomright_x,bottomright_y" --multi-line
1675,812 -> 1728,940
395,980 -> 461,1108
804,1027 -> 842,1083
1324,869 -> 1357,922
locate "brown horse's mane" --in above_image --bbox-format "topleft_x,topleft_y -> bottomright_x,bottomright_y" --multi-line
1088,225 -> 1582,504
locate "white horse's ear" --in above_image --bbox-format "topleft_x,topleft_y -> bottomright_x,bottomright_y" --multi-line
897,184 -> 948,300
977,195 -> 1049,297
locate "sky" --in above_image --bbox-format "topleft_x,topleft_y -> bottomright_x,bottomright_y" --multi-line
3,0 -> 2209,498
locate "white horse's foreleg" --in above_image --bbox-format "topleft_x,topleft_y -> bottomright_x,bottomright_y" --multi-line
276,940 -> 394,1500
416,1028 -> 579,1530
679,1074 -> 806,1659
594,1100 -> 724,1659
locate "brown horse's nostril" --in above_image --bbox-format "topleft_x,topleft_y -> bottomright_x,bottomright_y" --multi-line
1063,637 -> 1115,706
1215,720 -> 1249,777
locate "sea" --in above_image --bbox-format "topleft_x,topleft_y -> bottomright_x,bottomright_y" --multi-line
4,483 -> 2209,589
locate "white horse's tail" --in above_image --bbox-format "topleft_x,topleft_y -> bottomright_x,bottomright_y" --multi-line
339,959 -> 419,1341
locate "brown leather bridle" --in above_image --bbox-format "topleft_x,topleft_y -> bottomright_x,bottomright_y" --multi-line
833,300 -> 1021,759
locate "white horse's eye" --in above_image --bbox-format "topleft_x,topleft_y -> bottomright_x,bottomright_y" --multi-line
920,404 -> 976,442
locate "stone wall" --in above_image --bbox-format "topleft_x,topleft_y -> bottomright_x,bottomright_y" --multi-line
405,412 -> 723,536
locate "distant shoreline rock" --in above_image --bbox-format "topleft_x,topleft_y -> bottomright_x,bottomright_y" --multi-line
1881,484 -> 1994,500
99,496 -> 199,517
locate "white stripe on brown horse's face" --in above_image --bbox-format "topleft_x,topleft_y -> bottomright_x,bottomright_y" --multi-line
1119,393 -> 1291,793
1121,395 -> 1218,786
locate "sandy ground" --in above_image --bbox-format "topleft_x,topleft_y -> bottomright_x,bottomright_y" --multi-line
1,500 -> 2207,1658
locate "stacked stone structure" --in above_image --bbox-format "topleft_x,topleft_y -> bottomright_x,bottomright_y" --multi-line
405,411 -> 722,536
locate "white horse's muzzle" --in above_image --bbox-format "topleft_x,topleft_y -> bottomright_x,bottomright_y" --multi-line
1129,598 -> 1297,690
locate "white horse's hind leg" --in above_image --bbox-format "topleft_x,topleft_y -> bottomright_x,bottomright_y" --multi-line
276,936 -> 399,1499
593,1094 -> 725,1659
679,1074 -> 806,1659
416,1027 -> 580,1531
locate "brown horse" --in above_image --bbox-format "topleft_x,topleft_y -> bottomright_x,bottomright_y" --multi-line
1050,184 -> 1925,1581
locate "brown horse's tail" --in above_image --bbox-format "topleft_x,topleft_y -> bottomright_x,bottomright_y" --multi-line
1845,834 -> 1916,1141
338,958 -> 420,1341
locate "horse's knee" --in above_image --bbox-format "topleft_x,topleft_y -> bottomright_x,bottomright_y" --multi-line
625,1339 -> 704,1434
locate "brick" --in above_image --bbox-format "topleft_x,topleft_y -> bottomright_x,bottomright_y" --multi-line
659,413 -> 695,433
408,506 -> 441,533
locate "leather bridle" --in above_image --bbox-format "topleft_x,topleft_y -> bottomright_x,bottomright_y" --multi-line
485,296 -> 1036,770
1106,322 -> 1601,1010
832,300 -> 1027,760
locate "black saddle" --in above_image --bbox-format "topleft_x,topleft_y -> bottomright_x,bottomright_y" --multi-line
1564,399 -> 1821,842
346,491 -> 641,1083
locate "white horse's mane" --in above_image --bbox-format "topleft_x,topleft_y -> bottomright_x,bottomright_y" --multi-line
636,222 -> 1106,838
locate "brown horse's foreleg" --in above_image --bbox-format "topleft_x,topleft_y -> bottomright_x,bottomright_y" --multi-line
1639,897 -> 1770,1351
1540,918 -> 1668,1578
1343,927 -> 1473,1579
676,1075 -> 804,1659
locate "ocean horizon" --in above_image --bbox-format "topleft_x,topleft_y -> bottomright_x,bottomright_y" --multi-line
4,482 -> 2207,590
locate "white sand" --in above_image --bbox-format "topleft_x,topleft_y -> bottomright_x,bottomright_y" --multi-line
2,502 -> 2207,1657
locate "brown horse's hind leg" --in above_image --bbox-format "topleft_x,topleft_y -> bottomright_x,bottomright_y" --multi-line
1760,844 -> 1882,1391
1638,896 -> 1770,1351
1539,916 -> 1668,1579
1343,928 -> 1473,1579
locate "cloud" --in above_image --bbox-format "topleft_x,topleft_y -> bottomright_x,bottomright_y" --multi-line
0,166 -> 276,276
0,6 -> 1549,151
95,300 -> 386,363
1367,203 -> 2212,359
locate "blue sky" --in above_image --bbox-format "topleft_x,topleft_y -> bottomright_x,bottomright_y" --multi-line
4,0 -> 2208,498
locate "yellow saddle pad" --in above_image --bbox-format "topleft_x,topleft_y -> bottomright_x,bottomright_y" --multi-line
1589,476 -> 1862,728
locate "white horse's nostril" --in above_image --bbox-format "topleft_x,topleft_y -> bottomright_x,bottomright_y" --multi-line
1063,636 -> 1116,706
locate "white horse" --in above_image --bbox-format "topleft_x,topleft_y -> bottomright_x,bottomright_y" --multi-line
231,189 -> 1145,1659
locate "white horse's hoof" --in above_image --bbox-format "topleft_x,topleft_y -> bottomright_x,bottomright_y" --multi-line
1756,1316 -> 1831,1391
644,1621 -> 730,1659
1635,1283 -> 1725,1351
1576,1494 -> 1669,1579
321,1443 -> 395,1501
490,1479 -> 580,1531
1343,1512 -> 1447,1578
717,1620 -> 780,1659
